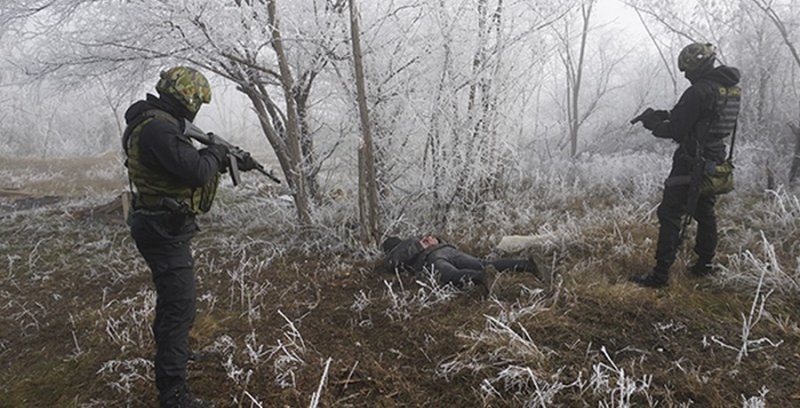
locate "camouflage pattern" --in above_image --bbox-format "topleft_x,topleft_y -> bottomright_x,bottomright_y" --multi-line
678,43 -> 716,72
701,159 -> 734,196
155,66 -> 212,114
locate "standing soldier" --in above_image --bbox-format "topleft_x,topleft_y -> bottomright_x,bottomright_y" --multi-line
123,67 -> 241,407
630,43 -> 741,288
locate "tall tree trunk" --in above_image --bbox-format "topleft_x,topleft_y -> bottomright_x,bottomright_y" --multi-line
425,0 -> 452,217
789,122 -> 800,184
267,0 -> 312,226
350,0 -> 380,244
295,80 -> 322,204
569,0 -> 593,158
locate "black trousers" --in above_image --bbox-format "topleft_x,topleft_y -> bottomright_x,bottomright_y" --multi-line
427,247 -> 533,286
654,155 -> 718,274
129,211 -> 198,394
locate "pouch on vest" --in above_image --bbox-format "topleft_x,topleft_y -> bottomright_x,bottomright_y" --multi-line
194,173 -> 220,214
701,159 -> 734,196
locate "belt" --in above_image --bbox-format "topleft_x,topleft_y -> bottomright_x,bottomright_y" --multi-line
133,194 -> 191,213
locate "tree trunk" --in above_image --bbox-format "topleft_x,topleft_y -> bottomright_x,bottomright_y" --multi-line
350,0 -> 380,245
295,82 -> 322,204
789,122 -> 800,184
569,0 -> 593,158
267,0 -> 313,226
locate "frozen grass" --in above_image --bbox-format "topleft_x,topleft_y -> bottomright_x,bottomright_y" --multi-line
0,155 -> 125,197
2,148 -> 799,406
721,190 -> 800,296
382,269 -> 460,322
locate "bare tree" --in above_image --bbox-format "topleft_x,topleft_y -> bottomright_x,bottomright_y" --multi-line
349,0 -> 381,244
749,0 -> 800,183
0,0 -> 360,224
411,0 -> 573,224
631,6 -> 679,98
555,0 -> 595,158
551,0 -> 625,158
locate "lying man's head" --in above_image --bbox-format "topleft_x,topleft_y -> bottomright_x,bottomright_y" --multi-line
419,235 -> 439,249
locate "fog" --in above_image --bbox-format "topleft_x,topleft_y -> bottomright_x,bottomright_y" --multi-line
0,0 -> 797,192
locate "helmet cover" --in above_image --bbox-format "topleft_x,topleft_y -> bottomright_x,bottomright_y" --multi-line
155,66 -> 211,114
678,43 -> 716,72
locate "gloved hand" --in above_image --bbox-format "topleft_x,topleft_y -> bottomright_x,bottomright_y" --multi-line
641,109 -> 669,131
203,144 -> 229,166
653,109 -> 670,121
237,153 -> 259,172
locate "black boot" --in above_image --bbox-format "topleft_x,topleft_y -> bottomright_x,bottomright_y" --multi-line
525,256 -> 540,275
630,269 -> 669,288
160,383 -> 214,408
476,269 -> 494,298
529,256 -> 554,286
689,260 -> 714,277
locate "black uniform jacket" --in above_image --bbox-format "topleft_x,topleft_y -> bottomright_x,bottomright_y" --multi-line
124,94 -> 223,189
385,237 -> 456,273
651,66 -> 741,164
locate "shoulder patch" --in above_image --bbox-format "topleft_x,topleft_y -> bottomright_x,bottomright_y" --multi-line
720,86 -> 741,97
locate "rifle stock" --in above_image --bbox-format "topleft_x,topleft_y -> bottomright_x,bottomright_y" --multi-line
183,119 -> 281,185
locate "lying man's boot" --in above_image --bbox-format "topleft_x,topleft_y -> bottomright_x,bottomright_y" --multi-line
474,268 -> 494,298
689,261 -> 714,277
630,270 -> 668,288
524,256 -> 539,275
529,256 -> 554,287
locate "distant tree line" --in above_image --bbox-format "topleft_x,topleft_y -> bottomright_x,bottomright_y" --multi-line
1,0 -> 799,236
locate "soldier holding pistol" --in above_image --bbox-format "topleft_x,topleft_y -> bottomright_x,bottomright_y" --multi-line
630,43 -> 741,288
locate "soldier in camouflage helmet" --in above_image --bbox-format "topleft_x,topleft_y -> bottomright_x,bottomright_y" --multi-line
156,67 -> 212,120
122,66 -> 226,407
677,42 -> 717,74
630,43 -> 741,288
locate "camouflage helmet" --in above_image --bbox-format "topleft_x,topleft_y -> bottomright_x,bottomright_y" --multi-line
678,43 -> 716,72
155,66 -> 212,114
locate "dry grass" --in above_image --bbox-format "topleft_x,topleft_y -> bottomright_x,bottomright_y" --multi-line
1,155 -> 799,407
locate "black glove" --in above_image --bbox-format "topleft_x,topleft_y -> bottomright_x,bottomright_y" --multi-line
641,109 -> 669,131
237,153 -> 259,172
653,109 -> 670,121
203,144 -> 229,167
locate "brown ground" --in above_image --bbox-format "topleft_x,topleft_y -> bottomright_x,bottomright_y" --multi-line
1,156 -> 798,407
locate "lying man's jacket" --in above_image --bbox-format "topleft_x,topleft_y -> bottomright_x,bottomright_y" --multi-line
385,236 -> 454,273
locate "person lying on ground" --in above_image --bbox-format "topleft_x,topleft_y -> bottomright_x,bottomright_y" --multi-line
381,235 -> 550,290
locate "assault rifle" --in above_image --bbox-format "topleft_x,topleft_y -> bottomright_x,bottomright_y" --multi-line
679,120 -> 712,242
680,153 -> 705,241
183,119 -> 281,186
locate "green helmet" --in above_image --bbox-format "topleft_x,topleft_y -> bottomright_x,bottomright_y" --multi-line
678,43 -> 716,72
155,66 -> 212,115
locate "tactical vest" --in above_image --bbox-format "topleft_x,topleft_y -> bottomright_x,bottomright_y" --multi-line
705,82 -> 741,139
123,109 -> 219,214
